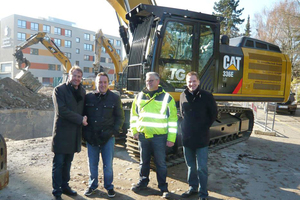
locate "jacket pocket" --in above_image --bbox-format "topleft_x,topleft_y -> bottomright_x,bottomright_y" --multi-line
103,104 -> 114,118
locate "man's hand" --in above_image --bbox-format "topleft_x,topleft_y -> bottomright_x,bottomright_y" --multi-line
133,133 -> 139,140
166,141 -> 174,147
82,116 -> 88,126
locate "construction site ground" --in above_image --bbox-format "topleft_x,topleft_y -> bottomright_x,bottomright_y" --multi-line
1,80 -> 300,200
0,108 -> 299,200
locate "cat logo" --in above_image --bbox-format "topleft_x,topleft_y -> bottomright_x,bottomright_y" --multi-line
223,55 -> 242,71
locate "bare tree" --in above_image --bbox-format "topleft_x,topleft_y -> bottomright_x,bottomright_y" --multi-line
254,0 -> 300,76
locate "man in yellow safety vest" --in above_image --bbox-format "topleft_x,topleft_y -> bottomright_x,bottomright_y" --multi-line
130,72 -> 178,199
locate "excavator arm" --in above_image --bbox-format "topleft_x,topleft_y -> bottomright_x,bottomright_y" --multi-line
14,32 -> 72,74
94,29 -> 123,83
106,0 -> 157,55
13,32 -> 72,92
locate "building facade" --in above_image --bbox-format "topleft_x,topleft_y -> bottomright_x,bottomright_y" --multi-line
0,14 -> 123,86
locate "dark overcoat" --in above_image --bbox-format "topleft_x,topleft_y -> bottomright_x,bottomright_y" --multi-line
180,86 -> 217,149
51,82 -> 86,154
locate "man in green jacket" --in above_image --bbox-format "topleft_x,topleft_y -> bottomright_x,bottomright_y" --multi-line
130,72 -> 178,199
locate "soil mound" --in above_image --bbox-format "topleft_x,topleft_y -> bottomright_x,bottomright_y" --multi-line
0,77 -> 53,110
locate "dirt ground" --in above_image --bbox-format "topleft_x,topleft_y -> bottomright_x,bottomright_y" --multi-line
1,120 -> 300,200
0,78 -> 53,110
1,79 -> 300,199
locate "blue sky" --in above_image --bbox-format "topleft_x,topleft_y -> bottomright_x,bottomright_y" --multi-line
0,0 -> 280,36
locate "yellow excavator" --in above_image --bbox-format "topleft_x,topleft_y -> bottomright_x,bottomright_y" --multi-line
13,32 -> 72,92
93,29 -> 128,90
106,0 -> 292,166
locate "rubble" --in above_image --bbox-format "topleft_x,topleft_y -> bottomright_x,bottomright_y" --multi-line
0,77 -> 53,110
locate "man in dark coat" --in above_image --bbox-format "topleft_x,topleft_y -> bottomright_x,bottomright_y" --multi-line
83,72 -> 124,198
179,71 -> 217,200
51,66 -> 87,200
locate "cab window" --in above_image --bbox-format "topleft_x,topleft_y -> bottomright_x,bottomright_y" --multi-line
158,21 -> 194,91
199,25 -> 214,72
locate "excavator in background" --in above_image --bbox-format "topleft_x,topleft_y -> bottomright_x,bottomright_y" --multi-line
13,32 -> 72,92
93,29 -> 128,91
106,1 -> 292,166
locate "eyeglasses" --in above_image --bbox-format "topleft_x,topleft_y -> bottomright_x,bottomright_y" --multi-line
146,79 -> 157,83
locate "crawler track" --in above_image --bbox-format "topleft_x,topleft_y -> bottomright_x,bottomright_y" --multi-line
125,106 -> 254,169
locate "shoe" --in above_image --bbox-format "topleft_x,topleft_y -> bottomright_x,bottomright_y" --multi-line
62,187 -> 77,196
131,183 -> 147,192
84,187 -> 96,196
181,189 -> 198,198
107,189 -> 116,198
162,191 -> 170,199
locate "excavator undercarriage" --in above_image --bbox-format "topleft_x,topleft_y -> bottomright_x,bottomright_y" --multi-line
125,106 -> 254,169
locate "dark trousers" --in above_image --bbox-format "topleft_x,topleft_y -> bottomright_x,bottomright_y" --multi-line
138,133 -> 168,192
52,153 -> 74,196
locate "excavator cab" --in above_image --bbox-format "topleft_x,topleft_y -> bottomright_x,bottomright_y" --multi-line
125,4 -> 222,101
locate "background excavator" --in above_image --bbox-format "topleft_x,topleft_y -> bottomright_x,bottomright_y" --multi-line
106,0 -> 292,166
13,32 -> 72,92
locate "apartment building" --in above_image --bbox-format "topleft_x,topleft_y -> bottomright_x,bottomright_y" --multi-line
0,14 -> 123,86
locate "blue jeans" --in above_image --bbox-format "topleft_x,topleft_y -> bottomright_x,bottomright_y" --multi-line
87,137 -> 115,190
52,153 -> 74,196
183,146 -> 209,198
138,133 -> 168,192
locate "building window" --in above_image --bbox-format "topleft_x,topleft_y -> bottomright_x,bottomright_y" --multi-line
83,67 -> 89,73
76,48 -> 80,54
101,47 -> 106,53
109,39 -> 114,45
64,52 -> 71,59
17,32 -> 26,41
75,61 -> 80,66
65,29 -> 72,37
1,63 -> 12,72
30,48 -> 39,55
43,25 -> 50,33
108,58 -> 112,63
84,44 -> 93,51
57,65 -> 61,71
76,37 -> 80,43
65,40 -> 72,48
54,27 -> 61,35
49,64 -> 56,70
42,77 -> 50,85
18,20 -> 26,28
116,40 -> 121,46
31,22 -> 39,31
116,49 -> 120,55
84,33 -> 90,41
54,39 -> 61,46
84,55 -> 90,61
100,57 -> 106,63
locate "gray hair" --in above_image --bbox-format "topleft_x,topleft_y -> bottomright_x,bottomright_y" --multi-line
146,72 -> 160,80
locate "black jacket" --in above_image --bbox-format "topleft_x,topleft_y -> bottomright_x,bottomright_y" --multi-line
52,82 -> 86,154
83,90 -> 125,146
179,86 -> 217,149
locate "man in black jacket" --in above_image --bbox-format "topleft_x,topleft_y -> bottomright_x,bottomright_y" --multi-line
179,71 -> 217,200
83,72 -> 124,198
52,66 -> 87,200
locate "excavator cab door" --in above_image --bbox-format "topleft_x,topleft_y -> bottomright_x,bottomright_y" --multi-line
154,18 -> 219,93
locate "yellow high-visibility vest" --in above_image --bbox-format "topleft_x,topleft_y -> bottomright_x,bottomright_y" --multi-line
130,87 -> 178,143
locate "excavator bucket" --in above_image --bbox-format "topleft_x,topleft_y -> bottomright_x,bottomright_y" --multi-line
0,134 -> 9,190
15,70 -> 43,92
